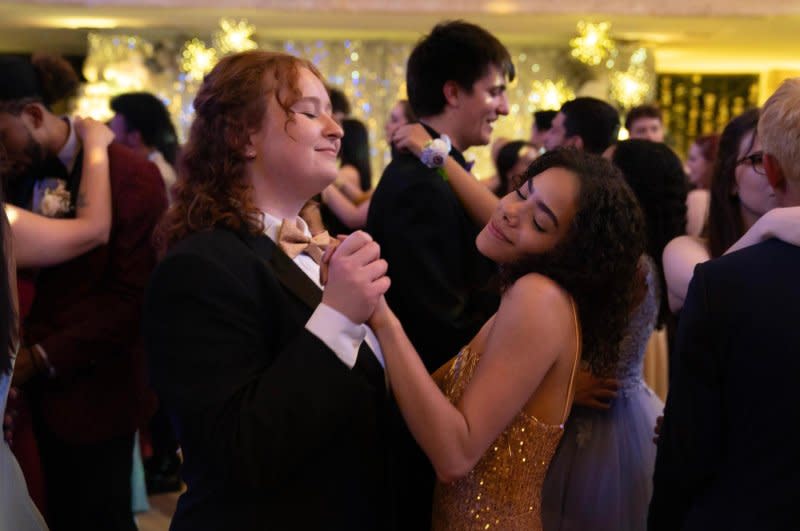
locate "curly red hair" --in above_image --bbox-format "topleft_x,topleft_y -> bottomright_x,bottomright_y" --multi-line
156,50 -> 323,251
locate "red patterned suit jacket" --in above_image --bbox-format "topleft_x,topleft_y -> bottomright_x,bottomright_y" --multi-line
23,143 -> 168,444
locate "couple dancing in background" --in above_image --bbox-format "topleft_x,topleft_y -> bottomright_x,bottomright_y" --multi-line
143,22 -> 646,531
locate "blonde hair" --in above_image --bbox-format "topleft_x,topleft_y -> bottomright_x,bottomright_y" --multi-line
759,77 -> 800,183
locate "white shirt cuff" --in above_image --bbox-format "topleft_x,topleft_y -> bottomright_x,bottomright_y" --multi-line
305,303 -> 365,369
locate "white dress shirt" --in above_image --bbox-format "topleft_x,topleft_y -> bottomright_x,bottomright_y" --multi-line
148,150 -> 177,202
261,212 -> 384,369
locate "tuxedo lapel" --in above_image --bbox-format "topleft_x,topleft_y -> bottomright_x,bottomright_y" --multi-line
65,151 -> 84,217
354,342 -> 385,393
240,232 -> 322,310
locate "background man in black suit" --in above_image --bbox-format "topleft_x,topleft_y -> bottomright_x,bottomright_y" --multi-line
144,51 -> 392,530
366,20 -> 513,529
649,78 -> 800,530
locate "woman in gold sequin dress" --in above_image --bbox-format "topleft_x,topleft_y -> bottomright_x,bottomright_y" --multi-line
365,149 -> 646,530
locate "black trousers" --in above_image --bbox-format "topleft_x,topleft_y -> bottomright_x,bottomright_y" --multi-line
34,416 -> 136,531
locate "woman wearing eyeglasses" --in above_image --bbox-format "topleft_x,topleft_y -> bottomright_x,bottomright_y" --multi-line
663,108 -> 799,316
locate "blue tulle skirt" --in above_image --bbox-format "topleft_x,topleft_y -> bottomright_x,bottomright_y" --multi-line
541,381 -> 663,531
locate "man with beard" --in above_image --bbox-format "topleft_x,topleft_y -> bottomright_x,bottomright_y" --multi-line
0,55 -> 167,531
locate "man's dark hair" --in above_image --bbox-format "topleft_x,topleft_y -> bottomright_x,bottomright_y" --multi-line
0,54 -> 79,114
560,97 -> 620,154
406,20 -> 515,118
624,103 -> 662,131
328,87 -> 351,117
533,110 -> 558,131
110,92 -> 179,165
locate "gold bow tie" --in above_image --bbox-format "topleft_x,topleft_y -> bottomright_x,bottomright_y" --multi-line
277,218 -> 332,264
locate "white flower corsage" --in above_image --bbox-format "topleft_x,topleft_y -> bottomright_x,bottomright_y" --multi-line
37,180 -> 72,218
420,134 -> 451,180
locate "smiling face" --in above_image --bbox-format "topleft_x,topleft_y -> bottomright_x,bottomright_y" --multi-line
248,66 -> 343,202
477,166 -> 580,264
454,64 -> 509,149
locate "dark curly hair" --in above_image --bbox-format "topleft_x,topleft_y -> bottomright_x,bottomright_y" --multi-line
156,51 -> 321,252
705,108 -> 759,258
612,139 -> 688,328
500,149 -> 646,376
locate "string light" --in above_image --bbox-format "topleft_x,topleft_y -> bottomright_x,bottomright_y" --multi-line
213,18 -> 257,55
528,79 -> 575,110
570,21 -> 616,67
180,38 -> 217,81
610,69 -> 651,109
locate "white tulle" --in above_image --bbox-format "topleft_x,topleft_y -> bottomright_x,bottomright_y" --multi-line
0,352 -> 49,531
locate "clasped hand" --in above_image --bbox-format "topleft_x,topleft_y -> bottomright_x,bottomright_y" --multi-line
573,368 -> 619,410
320,231 -> 391,325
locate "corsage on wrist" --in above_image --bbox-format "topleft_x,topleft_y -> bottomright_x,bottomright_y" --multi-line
420,135 -> 451,180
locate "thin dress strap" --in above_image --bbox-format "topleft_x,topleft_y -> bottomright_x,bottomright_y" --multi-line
559,297 -> 582,425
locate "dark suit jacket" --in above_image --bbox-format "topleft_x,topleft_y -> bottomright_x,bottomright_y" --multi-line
23,143 -> 167,444
143,228 -> 393,531
366,135 -> 498,372
366,131 -> 499,530
649,239 -> 800,531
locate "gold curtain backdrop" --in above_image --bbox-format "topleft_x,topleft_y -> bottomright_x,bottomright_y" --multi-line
72,26 -> 668,182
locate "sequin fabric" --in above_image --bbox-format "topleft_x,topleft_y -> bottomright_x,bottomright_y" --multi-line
431,346 -> 566,531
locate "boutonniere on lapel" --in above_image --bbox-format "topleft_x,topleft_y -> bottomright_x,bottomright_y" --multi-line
33,178 -> 72,218
421,135 -> 451,181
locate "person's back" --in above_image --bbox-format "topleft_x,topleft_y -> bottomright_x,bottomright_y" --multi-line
651,77 -> 800,531
652,239 -> 800,530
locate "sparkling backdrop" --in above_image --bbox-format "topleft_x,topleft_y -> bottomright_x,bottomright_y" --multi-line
74,22 -> 656,183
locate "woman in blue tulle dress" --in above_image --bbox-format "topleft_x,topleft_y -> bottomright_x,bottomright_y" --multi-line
541,140 -> 688,531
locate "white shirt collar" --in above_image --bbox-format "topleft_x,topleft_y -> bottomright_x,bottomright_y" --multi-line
57,116 -> 80,174
261,211 -> 311,243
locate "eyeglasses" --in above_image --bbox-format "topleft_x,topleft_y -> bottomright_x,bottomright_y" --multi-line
736,151 -> 766,175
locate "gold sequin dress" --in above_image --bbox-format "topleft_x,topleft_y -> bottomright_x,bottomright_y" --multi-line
431,307 -> 580,531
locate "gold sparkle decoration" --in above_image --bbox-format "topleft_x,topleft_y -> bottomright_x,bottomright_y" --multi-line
528,79 -> 575,110
570,21 -> 616,67
213,18 -> 257,55
611,69 -> 651,109
180,38 -> 217,81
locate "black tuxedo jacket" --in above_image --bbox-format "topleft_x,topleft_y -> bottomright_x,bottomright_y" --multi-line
649,239 -> 800,531
366,136 -> 498,372
366,132 -> 499,530
143,228 -> 393,531
23,144 -> 166,443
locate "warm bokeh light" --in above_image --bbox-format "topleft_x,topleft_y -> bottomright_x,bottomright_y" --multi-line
570,21 -> 616,67
213,18 -> 257,55
180,38 -> 217,81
